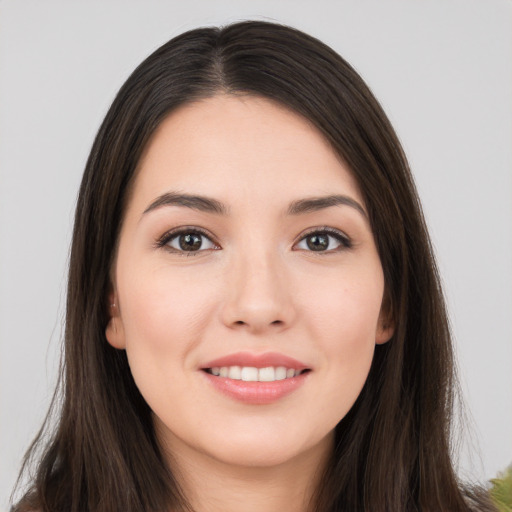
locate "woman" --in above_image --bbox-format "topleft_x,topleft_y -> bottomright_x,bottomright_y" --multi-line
13,21 -> 496,512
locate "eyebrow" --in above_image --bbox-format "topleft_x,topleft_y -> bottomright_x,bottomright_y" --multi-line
143,192 -> 228,216
287,195 -> 367,218
142,192 -> 366,219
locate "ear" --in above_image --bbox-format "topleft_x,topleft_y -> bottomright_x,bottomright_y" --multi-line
105,291 -> 126,350
376,317 -> 394,345
376,297 -> 394,345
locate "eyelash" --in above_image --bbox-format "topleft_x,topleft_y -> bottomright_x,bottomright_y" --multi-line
155,226 -> 352,255
295,227 -> 352,252
155,227 -> 220,256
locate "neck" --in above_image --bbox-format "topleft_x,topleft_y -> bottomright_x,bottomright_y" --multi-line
160,432 -> 333,512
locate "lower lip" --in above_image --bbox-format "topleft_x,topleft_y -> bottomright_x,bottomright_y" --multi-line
201,371 -> 309,404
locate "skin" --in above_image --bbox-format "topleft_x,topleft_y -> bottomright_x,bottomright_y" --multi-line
106,94 -> 393,512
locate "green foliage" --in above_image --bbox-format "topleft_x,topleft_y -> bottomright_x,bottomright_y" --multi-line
490,465 -> 512,512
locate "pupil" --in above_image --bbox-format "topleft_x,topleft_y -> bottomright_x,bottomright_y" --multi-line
179,233 -> 202,251
307,234 -> 328,251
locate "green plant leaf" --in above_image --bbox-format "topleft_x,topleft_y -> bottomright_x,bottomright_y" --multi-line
490,465 -> 512,511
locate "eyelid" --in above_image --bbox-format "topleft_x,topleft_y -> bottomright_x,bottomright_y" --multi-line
293,226 -> 352,252
155,226 -> 220,253
154,225 -> 351,254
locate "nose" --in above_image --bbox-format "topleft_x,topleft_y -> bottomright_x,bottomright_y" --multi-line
220,251 -> 296,334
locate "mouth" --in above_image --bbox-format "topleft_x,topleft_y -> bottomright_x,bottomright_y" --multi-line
200,352 -> 311,404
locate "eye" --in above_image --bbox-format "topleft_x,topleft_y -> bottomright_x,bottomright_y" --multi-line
158,228 -> 218,253
295,229 -> 351,252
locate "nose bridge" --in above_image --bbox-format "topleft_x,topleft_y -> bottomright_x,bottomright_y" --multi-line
221,241 -> 294,332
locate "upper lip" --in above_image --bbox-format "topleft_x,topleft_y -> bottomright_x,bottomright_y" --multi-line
201,351 -> 310,370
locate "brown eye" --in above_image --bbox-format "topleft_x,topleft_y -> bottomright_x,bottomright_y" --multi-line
306,234 -> 329,251
178,233 -> 202,251
295,229 -> 351,252
164,230 -> 217,252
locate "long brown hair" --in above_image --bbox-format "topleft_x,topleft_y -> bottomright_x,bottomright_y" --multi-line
13,21 -> 496,512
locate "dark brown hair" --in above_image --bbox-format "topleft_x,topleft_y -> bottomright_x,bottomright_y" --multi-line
13,21 -> 496,512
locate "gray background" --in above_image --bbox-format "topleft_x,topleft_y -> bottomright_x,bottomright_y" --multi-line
1,0 -> 511,509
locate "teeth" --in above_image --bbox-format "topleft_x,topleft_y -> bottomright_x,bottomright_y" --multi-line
228,366 -> 241,380
258,367 -> 275,382
208,366 -> 304,382
241,367 -> 258,381
275,366 -> 287,380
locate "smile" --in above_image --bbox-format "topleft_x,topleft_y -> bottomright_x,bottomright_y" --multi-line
200,352 -> 311,404
204,366 -> 307,382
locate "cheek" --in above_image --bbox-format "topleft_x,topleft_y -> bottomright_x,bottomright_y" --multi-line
300,264 -> 384,409
115,264 -> 222,420
121,262 -> 210,335
302,263 -> 384,346
116,262 -> 220,382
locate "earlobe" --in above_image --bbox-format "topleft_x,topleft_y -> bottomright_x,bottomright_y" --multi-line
105,294 -> 126,350
376,320 -> 394,345
376,299 -> 394,345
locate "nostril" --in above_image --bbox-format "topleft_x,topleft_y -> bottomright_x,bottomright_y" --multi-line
231,319 -> 283,328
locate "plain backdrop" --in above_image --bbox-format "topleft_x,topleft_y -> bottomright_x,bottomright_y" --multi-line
1,0 -> 511,509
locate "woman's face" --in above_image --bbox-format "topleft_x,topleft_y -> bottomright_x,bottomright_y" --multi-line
106,95 -> 392,471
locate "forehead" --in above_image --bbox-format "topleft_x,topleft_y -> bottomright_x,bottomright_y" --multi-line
129,94 -> 363,213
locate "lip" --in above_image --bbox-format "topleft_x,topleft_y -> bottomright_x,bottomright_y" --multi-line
201,351 -> 309,371
201,371 -> 309,404
200,351 -> 311,405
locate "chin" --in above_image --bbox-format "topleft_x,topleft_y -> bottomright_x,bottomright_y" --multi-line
200,423 -> 334,470
210,441 -> 301,468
